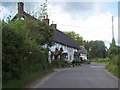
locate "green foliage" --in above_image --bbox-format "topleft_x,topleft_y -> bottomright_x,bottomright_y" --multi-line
110,38 -> 116,47
82,60 -> 90,64
8,20 -> 54,47
84,40 -> 89,50
106,41 -> 120,78
2,23 -> 25,81
64,31 -> 84,45
8,20 -> 29,36
106,54 -> 120,78
3,69 -> 53,88
108,45 -> 120,58
51,60 -> 71,68
84,40 -> 107,58
2,19 -> 54,86
91,58 -> 109,64
26,20 -> 54,46
71,60 -> 81,66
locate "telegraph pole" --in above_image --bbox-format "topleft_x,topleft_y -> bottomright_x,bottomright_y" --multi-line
111,16 -> 116,46
112,16 -> 114,39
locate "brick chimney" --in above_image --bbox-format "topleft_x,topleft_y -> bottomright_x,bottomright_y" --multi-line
18,2 -> 24,14
18,2 -> 24,19
42,15 -> 49,25
51,21 -> 57,29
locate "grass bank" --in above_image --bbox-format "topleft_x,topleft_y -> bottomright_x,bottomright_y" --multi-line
106,54 -> 120,78
2,69 -> 54,88
3,59 -> 72,88
106,64 -> 119,78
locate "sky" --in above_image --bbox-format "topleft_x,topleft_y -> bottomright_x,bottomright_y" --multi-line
0,0 -> 119,48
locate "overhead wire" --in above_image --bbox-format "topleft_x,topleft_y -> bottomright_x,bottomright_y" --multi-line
55,19 -> 112,30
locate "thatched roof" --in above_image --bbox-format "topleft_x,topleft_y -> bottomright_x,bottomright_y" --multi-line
53,30 -> 80,49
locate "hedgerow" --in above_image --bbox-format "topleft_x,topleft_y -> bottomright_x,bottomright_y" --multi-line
2,20 -> 54,84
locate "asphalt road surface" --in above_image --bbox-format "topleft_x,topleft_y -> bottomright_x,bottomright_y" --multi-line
31,63 -> 118,88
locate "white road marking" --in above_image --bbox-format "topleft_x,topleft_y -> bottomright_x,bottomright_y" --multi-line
90,66 -> 105,68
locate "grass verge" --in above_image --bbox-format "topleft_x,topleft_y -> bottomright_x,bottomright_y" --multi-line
105,54 -> 120,79
2,69 -> 54,88
106,64 -> 120,79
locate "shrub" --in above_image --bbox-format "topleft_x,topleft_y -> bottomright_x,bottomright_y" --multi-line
71,60 -> 81,66
106,54 -> 120,78
2,24 -> 24,81
51,59 -> 71,68
2,20 -> 54,84
91,58 -> 109,64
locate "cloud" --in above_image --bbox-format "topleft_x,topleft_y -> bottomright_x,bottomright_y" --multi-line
63,2 -> 94,12
1,1 -> 118,48
48,2 -> 118,20
0,5 -> 9,20
1,2 -> 42,20
2,2 -> 16,7
1,2 -> 18,21
48,2 -> 95,19
48,3 -> 118,48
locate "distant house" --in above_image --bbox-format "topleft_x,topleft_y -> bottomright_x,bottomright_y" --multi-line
12,2 -> 87,62
79,46 -> 87,60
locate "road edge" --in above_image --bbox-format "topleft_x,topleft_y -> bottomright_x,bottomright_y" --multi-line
25,68 -> 63,88
105,69 -> 118,80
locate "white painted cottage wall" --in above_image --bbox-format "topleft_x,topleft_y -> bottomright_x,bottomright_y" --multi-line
50,43 -> 77,62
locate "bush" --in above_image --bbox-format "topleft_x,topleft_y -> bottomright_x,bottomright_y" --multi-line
2,24 -> 24,81
71,60 -> 81,66
2,20 -> 53,84
51,59 -> 71,68
106,54 -> 120,78
91,58 -> 109,64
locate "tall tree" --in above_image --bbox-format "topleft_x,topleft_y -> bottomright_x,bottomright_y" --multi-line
85,40 -> 107,58
110,38 -> 116,47
108,44 -> 120,58
108,36 -> 120,58
64,31 -> 84,45
84,40 -> 89,51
